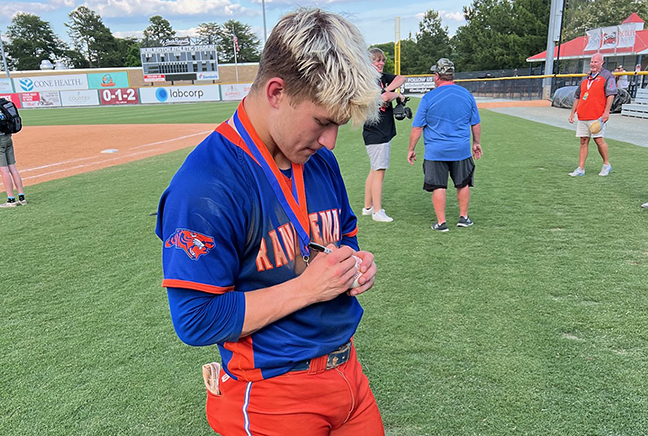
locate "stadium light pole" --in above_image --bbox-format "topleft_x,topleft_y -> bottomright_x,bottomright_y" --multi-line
0,31 -> 14,93
262,0 -> 268,44
0,31 -> 10,79
542,0 -> 565,99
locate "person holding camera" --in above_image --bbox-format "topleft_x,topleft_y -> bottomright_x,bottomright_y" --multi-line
407,58 -> 482,232
362,48 -> 406,223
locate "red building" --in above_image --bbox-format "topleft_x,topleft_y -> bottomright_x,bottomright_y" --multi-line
527,13 -> 647,73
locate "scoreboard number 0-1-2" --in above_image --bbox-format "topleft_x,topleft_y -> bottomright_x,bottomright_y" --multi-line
102,88 -> 137,102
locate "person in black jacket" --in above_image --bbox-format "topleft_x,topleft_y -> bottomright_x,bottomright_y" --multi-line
361,48 -> 405,222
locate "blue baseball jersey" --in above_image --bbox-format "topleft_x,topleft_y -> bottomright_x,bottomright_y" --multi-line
155,103 -> 363,381
412,84 -> 480,161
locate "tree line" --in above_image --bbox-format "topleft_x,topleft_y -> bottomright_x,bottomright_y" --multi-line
2,0 -> 644,73
2,7 -> 261,71
379,0 -> 644,75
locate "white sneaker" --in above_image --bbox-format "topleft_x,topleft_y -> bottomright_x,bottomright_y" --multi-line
598,164 -> 612,176
641,202 -> 648,208
372,209 -> 393,222
569,167 -> 585,177
0,201 -> 17,208
362,206 -> 374,216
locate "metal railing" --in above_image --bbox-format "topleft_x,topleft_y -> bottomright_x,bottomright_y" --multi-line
453,72 -> 648,100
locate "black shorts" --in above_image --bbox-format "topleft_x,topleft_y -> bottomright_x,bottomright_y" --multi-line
423,158 -> 475,192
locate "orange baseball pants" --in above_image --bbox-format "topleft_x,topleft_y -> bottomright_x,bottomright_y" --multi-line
205,344 -> 385,435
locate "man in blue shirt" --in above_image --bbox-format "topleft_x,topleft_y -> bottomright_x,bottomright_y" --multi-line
407,58 -> 482,232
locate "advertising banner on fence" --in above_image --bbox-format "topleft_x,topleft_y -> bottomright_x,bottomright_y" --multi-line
14,74 -> 88,93
139,85 -> 220,104
60,90 -> 100,107
0,93 -> 21,108
87,72 -> 130,89
403,76 -> 435,94
99,88 -> 140,105
220,83 -> 252,101
21,91 -> 62,108
0,79 -> 13,93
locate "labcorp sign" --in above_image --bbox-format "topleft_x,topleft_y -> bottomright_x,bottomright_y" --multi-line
139,85 -> 220,104
13,74 -> 89,92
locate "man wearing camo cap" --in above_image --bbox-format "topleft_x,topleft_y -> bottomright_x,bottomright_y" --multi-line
407,58 -> 482,232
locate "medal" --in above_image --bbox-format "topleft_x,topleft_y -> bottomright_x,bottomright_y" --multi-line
232,102 -> 314,275
583,92 -> 589,100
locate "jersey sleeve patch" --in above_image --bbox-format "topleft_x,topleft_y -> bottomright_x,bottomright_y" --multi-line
165,228 -> 216,260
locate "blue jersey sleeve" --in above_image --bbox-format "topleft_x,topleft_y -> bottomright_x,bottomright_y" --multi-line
156,132 -> 252,294
167,287 -> 246,346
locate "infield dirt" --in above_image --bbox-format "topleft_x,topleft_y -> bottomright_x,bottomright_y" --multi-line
14,124 -> 215,186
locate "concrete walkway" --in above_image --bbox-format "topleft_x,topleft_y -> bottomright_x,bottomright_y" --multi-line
486,103 -> 648,148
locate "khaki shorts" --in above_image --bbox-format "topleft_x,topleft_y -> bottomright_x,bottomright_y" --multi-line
0,134 -> 15,167
576,120 -> 606,138
365,142 -> 390,170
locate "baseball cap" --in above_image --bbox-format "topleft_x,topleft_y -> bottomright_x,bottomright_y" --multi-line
431,58 -> 455,74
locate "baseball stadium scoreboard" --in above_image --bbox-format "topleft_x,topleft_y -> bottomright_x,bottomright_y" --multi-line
140,44 -> 219,82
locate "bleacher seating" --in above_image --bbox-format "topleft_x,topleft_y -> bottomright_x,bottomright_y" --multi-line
622,88 -> 648,118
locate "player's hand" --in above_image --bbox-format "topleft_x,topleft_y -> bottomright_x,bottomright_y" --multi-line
568,114 -> 575,124
346,250 -> 376,297
472,143 -> 482,160
301,245 -> 360,303
408,150 -> 417,165
602,112 -> 610,123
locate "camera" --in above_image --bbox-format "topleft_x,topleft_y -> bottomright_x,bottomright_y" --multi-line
393,96 -> 412,121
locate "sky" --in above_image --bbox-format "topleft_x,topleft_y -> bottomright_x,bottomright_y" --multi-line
0,0 -> 472,48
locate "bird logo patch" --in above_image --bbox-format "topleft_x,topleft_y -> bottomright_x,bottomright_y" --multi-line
165,229 -> 215,261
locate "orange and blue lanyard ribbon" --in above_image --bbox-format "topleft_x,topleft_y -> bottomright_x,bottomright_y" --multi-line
232,106 -> 311,259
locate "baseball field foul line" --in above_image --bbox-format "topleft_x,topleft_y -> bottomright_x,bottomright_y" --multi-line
21,130 -> 213,182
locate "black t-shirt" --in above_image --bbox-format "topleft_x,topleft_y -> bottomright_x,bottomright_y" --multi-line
362,73 -> 398,145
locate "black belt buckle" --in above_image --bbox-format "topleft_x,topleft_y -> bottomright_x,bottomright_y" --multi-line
325,341 -> 351,370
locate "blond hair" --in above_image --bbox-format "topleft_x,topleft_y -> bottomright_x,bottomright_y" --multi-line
368,48 -> 386,63
250,8 -> 381,126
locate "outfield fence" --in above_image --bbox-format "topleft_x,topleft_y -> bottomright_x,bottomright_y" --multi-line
453,72 -> 648,100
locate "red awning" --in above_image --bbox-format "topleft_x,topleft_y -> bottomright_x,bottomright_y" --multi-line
527,14 -> 648,62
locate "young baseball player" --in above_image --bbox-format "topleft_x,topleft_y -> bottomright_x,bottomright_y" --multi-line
156,8 -> 385,435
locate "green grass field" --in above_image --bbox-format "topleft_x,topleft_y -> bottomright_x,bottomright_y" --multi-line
2,101 -> 648,435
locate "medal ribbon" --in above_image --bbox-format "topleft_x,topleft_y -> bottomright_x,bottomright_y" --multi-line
586,72 -> 599,91
232,103 -> 311,259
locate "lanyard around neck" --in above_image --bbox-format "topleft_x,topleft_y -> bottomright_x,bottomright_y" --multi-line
232,107 -> 311,259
